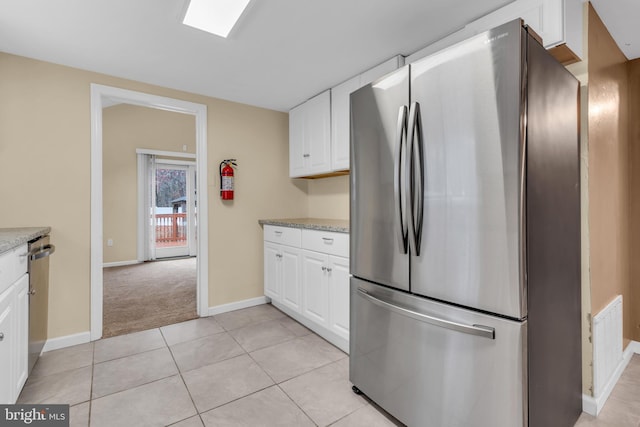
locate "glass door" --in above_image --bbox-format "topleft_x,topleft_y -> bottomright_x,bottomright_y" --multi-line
153,162 -> 196,259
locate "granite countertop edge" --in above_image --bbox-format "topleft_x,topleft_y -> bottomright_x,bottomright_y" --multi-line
259,218 -> 349,234
0,227 -> 52,254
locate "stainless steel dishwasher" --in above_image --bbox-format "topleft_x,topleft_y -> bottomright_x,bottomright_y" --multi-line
28,235 -> 55,373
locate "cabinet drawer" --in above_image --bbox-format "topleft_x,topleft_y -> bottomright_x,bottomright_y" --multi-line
302,230 -> 349,258
0,244 -> 28,295
264,225 -> 301,247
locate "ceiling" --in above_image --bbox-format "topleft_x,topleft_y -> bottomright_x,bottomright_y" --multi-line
0,1 -> 637,112
590,0 -> 640,60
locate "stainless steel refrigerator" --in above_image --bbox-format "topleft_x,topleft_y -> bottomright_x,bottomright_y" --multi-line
349,19 -> 581,427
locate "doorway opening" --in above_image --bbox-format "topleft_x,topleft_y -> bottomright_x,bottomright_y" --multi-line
91,84 -> 209,341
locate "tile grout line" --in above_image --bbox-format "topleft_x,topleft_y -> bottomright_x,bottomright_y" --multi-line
93,328 -> 166,364
88,341 -> 95,426
159,323 -> 205,426
276,383 -> 319,427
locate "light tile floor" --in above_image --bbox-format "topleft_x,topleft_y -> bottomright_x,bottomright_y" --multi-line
574,354 -> 640,427
17,303 -> 640,427
18,304 -> 401,427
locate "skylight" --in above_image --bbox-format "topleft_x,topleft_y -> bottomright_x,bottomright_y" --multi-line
182,0 -> 252,38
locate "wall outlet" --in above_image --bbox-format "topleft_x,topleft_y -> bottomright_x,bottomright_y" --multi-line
107,239 -> 113,247
182,144 -> 187,152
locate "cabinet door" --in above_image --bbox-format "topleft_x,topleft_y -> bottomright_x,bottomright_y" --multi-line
289,103 -> 307,177
305,90 -> 332,175
0,285 -> 14,404
302,250 -> 329,326
281,246 -> 302,313
328,256 -> 350,341
331,76 -> 360,171
264,242 -> 281,301
14,274 -> 29,396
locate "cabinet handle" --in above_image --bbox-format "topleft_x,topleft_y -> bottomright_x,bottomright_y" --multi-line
0,332 -> 4,341
274,231 -> 283,235
321,266 -> 326,272
28,289 -> 36,296
303,154 -> 310,158
327,267 -> 332,273
322,237 -> 334,244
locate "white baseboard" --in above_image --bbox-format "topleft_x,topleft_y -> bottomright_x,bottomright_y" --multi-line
206,296 -> 269,316
583,340 -> 640,415
103,260 -> 141,268
42,331 -> 91,352
40,298 -> 267,352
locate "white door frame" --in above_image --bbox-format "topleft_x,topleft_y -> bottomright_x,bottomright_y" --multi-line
91,83 -> 209,341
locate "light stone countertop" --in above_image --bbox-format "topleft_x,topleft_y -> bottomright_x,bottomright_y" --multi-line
0,227 -> 51,254
258,218 -> 349,234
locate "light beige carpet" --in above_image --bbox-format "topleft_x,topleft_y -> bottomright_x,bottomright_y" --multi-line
103,257 -> 197,338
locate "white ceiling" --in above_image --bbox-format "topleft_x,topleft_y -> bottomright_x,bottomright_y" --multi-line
0,1 -> 636,112
590,0 -> 640,60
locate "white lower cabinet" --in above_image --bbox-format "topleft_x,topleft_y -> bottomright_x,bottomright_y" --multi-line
0,273 -> 29,404
0,285 -> 14,404
327,256 -> 350,341
264,242 -> 281,301
302,250 -> 329,326
263,225 -> 350,352
280,246 -> 302,313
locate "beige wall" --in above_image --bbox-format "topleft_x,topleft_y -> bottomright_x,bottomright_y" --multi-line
0,52 -> 308,339
306,175 -> 349,220
103,104 -> 196,263
587,4 -> 632,347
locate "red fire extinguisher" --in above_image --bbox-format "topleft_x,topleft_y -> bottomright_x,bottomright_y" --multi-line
220,159 -> 237,200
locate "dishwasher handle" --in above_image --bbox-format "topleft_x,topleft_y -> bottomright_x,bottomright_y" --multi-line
29,244 -> 56,261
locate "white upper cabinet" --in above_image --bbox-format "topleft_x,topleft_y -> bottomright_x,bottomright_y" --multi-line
331,55 -> 405,172
406,0 -> 583,64
289,90 -> 331,178
290,56 -> 404,178
330,75 -> 360,172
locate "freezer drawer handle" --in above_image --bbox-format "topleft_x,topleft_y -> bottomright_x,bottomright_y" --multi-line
29,244 -> 56,261
357,288 -> 495,339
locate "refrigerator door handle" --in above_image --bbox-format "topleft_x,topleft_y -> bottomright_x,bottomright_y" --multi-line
407,102 -> 424,256
395,105 -> 409,253
357,287 -> 495,339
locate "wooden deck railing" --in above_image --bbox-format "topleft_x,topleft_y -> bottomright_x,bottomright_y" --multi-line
155,213 -> 187,244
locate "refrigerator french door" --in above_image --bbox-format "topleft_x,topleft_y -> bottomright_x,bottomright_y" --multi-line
349,19 -> 581,427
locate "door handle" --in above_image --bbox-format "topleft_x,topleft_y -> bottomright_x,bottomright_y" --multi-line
395,105 -> 409,254
407,102 -> 424,256
357,288 -> 495,339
